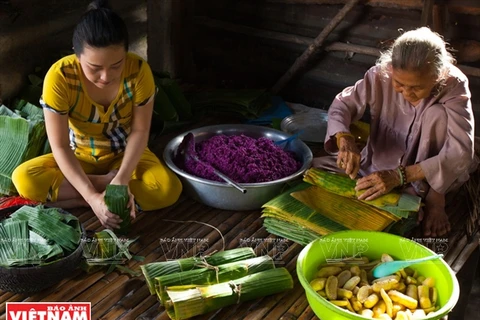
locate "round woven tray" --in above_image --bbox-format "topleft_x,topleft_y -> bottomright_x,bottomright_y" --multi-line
0,205 -> 84,294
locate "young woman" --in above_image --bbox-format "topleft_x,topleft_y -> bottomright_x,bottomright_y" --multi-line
12,0 -> 182,230
314,27 -> 477,237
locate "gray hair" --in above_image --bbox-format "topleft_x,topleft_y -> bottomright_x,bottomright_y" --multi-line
377,27 -> 455,81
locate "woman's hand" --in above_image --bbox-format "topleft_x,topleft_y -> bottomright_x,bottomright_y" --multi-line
336,135 -> 361,179
110,177 -> 137,220
356,170 -> 400,201
88,192 -> 123,230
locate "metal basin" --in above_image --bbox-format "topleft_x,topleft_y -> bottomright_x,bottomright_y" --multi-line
163,124 -> 313,211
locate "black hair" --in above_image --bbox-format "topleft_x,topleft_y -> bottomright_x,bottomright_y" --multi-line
72,0 -> 129,55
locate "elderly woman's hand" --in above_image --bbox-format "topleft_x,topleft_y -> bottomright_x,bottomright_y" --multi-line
336,135 -> 361,179
355,170 -> 400,201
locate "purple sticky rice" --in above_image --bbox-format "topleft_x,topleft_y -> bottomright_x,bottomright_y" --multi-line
183,134 -> 302,183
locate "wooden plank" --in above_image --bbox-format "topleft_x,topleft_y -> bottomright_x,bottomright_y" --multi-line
267,0 -> 422,9
91,278 -> 145,320
271,0 -> 361,93
98,285 -> 152,319
265,0 -> 480,14
450,233 -> 480,273
444,235 -> 468,267
297,305 -> 318,320
115,292 -> 158,319
278,295 -> 310,320
420,0 -> 434,26
260,279 -> 308,319
194,16 -> 480,79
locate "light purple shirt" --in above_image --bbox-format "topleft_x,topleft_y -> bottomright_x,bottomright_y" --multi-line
325,65 -> 475,194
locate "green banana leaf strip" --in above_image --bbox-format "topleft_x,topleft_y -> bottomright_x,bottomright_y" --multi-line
10,205 -> 81,252
159,78 -> 192,120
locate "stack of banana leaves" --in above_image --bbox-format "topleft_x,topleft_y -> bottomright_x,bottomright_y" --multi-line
0,205 -> 81,266
262,168 -> 422,246
141,247 -> 293,320
186,89 -> 272,120
0,100 -> 49,195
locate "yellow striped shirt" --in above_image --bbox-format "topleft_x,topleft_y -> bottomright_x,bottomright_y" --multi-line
40,53 -> 155,162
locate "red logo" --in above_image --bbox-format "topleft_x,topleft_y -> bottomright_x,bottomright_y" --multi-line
6,302 -> 91,320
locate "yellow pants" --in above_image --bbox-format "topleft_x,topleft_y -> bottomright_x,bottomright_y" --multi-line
12,148 -> 182,211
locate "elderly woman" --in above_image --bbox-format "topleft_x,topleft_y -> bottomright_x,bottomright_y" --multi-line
314,27 -> 477,237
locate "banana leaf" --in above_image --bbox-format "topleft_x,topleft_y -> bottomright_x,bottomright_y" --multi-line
164,267 -> 293,320
303,168 -> 421,218
0,205 -> 81,266
261,182 -> 347,245
159,78 -> 192,120
291,185 -> 400,231
155,255 -> 275,305
0,101 -> 47,195
186,89 -> 271,119
153,81 -> 178,122
141,247 -> 256,295
81,229 -> 140,275
262,217 -> 323,246
9,205 -> 81,253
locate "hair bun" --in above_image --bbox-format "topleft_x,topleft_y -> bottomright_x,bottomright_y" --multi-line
87,0 -> 111,11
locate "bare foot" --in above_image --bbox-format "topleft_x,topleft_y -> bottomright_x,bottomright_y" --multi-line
421,188 -> 450,237
422,204 -> 451,237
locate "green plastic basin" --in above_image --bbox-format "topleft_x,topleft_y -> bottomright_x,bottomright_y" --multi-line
296,230 -> 459,320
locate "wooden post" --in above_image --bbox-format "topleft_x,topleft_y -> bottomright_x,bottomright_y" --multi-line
147,0 -> 172,74
432,0 -> 448,35
420,0 -> 434,26
147,0 -> 195,78
271,0 -> 361,94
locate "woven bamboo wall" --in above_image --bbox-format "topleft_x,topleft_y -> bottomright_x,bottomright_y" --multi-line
185,0 -> 480,131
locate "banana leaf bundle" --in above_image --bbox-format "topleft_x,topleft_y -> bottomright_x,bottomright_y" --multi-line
155,255 -> 275,305
81,229 -> 141,275
0,101 -> 47,195
164,267 -> 293,320
104,184 -> 130,235
303,168 -> 422,218
186,89 -> 271,119
141,247 -> 256,295
0,205 -> 81,267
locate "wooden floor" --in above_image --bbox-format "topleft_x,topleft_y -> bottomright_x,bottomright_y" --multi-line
465,272 -> 480,320
0,120 -> 478,320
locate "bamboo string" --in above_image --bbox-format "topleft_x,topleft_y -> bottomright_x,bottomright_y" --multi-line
163,219 -> 226,252
228,281 -> 242,304
196,258 -> 221,283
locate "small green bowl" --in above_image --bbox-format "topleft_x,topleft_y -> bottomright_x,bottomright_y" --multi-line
296,230 -> 459,320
